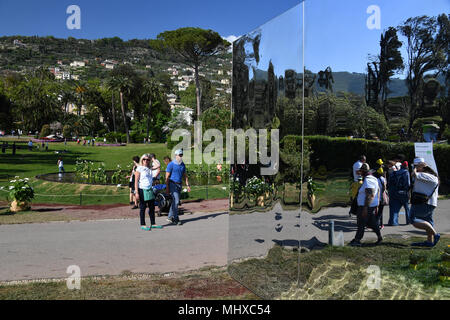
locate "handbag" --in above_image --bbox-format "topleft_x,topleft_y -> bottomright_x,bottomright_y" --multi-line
143,188 -> 155,201
411,183 -> 438,205
381,190 -> 389,206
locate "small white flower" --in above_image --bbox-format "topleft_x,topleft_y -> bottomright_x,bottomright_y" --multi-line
117,184 -> 121,187
22,186 -> 26,189
24,178 -> 29,181
222,187 -> 227,190
9,186 -> 14,190
10,180 -> 16,183
183,188 -> 187,192
0,186 -> 4,190
15,176 -> 19,178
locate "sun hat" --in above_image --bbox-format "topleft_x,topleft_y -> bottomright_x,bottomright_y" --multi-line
360,163 -> 370,172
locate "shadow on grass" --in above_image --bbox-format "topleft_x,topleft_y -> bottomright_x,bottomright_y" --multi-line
32,208 -> 63,213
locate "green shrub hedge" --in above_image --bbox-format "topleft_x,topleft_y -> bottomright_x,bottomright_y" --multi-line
304,135 -> 450,184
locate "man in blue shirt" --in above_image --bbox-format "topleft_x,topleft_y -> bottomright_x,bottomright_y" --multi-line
165,149 -> 190,225
388,161 -> 411,226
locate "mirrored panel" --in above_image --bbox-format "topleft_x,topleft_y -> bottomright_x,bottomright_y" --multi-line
228,2 -> 305,299
287,0 -> 449,299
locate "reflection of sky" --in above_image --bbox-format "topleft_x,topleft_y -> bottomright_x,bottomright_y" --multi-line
243,2 -> 303,80
304,0 -> 449,77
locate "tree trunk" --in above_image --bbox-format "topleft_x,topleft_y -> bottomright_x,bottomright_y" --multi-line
119,91 -> 130,144
146,98 -> 152,143
111,92 -> 117,142
194,64 -> 202,120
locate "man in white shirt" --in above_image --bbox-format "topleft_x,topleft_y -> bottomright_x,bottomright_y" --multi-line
352,155 -> 366,182
410,162 -> 440,247
349,163 -> 383,246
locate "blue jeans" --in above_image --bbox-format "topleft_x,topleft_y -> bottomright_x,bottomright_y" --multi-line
168,181 -> 181,221
388,197 -> 410,225
410,203 -> 435,227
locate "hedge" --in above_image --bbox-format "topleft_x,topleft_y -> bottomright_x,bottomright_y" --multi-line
304,135 -> 450,184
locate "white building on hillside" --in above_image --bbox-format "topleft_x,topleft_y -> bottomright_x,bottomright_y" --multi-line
70,61 -> 86,67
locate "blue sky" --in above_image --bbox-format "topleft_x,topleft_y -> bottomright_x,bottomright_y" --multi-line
0,0 -> 448,74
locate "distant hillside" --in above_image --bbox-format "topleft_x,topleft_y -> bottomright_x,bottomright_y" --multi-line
314,72 -> 408,97
0,35 -> 232,80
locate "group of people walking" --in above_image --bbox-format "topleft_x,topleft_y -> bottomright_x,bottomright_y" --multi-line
349,154 -> 440,247
127,149 -> 190,231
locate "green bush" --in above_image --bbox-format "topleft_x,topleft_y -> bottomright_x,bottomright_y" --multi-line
62,125 -> 71,139
303,135 -> 450,185
130,131 -> 146,143
105,132 -> 121,143
442,127 -> 450,142
40,124 -> 51,138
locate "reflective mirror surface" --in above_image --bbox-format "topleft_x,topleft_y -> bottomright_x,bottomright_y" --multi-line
228,2 -> 305,299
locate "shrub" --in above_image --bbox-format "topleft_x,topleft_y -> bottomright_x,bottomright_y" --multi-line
105,132 -> 121,143
62,125 -> 71,139
303,135 -> 450,185
442,126 -> 450,142
2,176 -> 34,203
40,124 -> 51,138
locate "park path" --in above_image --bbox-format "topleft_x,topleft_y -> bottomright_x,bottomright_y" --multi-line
0,199 -> 449,282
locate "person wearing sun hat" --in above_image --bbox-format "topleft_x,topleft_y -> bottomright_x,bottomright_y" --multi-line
349,163 -> 383,246
165,149 -> 190,225
410,161 -> 440,247
374,159 -> 387,229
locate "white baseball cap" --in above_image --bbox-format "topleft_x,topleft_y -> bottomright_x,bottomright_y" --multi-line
175,149 -> 183,156
413,157 -> 425,165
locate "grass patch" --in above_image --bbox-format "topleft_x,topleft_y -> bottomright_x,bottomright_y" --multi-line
0,267 -> 258,300
0,207 -> 73,224
228,236 -> 450,299
0,142 -> 229,206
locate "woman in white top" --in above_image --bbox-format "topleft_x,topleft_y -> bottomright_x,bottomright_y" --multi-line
149,153 -> 161,185
134,154 -> 161,230
410,162 -> 440,247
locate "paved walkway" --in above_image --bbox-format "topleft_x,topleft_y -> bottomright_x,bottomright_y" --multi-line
1,199 -> 449,282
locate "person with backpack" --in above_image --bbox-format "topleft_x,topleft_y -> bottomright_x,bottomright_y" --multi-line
374,162 -> 388,230
388,161 -> 411,226
410,162 -> 440,247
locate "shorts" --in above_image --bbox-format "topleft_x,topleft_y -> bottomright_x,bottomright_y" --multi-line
410,203 -> 435,226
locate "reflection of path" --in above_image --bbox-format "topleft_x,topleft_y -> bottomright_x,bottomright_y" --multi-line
229,200 -> 450,262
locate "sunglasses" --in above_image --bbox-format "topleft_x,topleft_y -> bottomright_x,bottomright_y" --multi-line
143,158 -> 150,161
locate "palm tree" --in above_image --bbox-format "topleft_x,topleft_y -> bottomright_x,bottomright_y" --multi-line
75,82 -> 87,116
107,76 -> 134,143
141,78 -> 163,143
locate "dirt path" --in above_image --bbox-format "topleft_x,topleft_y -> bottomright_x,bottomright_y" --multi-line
24,198 -> 228,222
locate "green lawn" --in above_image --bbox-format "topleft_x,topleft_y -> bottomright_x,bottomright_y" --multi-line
0,141 -> 229,206
0,140 -> 171,180
0,267 -> 258,300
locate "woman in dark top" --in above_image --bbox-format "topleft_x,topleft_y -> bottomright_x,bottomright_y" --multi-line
127,156 -> 140,209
